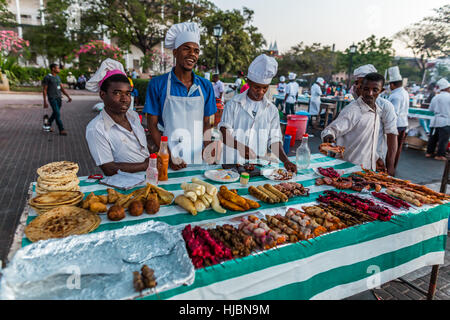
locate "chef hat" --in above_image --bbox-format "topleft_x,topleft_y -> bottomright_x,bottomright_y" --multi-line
388,66 -> 402,83
353,64 -> 377,78
436,78 -> 450,91
316,77 -> 325,85
165,22 -> 200,50
85,58 -> 126,92
280,76 -> 286,82
288,72 -> 297,81
247,54 -> 278,85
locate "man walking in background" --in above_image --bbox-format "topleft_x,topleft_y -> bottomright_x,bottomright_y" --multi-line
42,63 -> 72,136
284,72 -> 299,116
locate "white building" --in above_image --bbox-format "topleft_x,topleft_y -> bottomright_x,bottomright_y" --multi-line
6,0 -> 173,75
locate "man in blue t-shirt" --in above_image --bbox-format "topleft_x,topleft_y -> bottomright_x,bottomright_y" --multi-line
144,22 -> 216,170
42,63 -> 72,135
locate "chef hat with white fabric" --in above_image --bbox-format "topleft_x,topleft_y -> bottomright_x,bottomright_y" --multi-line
85,58 -> 127,92
387,66 -> 403,83
247,54 -> 278,85
353,64 -> 377,78
436,78 -> 450,91
280,76 -> 286,82
316,77 -> 325,86
288,72 -> 297,81
165,22 -> 200,50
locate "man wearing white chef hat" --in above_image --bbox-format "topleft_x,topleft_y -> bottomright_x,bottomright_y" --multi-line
284,73 -> 299,116
219,54 -> 297,172
387,66 -> 409,169
309,77 -> 325,117
274,75 -> 287,111
85,58 -> 150,176
426,78 -> 450,161
144,22 -> 217,170
351,64 -> 398,176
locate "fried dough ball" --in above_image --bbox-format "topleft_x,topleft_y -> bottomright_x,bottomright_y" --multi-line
107,205 -> 126,221
129,200 -> 144,217
145,193 -> 160,215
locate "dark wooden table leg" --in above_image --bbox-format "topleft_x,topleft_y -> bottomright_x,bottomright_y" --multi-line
427,265 -> 440,300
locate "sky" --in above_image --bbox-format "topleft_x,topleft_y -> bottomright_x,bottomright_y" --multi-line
211,0 -> 448,57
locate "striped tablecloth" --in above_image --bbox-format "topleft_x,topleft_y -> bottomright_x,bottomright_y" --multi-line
409,108 -> 434,120
21,154 -> 449,300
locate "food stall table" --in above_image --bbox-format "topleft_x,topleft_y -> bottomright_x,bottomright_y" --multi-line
408,108 -> 434,121
7,154 -> 449,300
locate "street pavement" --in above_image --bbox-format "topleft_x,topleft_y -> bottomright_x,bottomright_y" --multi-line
0,91 -> 448,300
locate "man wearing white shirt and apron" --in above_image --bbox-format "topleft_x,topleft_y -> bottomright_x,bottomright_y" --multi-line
426,78 -> 450,161
144,22 -> 217,170
219,54 -> 297,172
387,66 -> 410,169
309,77 -> 324,117
283,73 -> 299,115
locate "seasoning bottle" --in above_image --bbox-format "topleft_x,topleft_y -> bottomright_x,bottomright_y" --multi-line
158,136 -> 170,181
146,153 -> 158,185
240,172 -> 250,186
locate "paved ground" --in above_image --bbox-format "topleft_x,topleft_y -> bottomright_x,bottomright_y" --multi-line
0,91 -> 448,300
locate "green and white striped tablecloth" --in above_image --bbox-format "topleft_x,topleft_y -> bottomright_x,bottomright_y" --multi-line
409,108 -> 434,120
22,154 -> 449,300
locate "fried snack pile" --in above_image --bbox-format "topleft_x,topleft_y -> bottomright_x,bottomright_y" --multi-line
248,182 -> 309,204
319,143 -> 345,158
217,186 -> 260,212
133,265 -> 157,293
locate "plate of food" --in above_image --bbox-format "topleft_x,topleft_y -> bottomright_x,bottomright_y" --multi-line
313,167 -> 345,179
204,169 -> 240,183
262,168 -> 296,181
319,143 -> 345,158
222,163 -> 262,177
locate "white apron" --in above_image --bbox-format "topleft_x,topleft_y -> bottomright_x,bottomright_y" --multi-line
162,73 -> 205,164
309,83 -> 322,116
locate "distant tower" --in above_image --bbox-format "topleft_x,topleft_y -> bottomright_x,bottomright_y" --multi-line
266,41 -> 279,57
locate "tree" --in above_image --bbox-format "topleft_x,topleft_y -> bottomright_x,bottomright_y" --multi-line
73,40 -> 124,72
0,0 -> 15,26
337,35 -> 395,77
198,7 -> 266,74
395,4 -> 449,84
277,42 -> 338,82
82,0 -> 215,72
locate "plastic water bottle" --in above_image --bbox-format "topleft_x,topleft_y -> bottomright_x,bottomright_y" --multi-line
296,134 -> 311,170
146,153 -> 159,185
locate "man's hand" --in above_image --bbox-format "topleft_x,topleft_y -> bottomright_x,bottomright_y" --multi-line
169,157 -> 187,171
67,96 -> 72,103
323,135 -> 335,143
43,101 -> 49,109
239,145 -> 257,160
376,158 -> 387,173
284,160 -> 297,173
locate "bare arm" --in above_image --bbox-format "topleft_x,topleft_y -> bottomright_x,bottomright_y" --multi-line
60,86 -> 72,102
219,126 -> 255,160
270,141 -> 297,172
43,84 -> 48,108
385,133 -> 398,176
147,114 -> 161,150
100,159 -> 149,177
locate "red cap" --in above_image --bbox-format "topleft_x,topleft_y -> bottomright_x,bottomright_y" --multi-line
161,136 -> 168,142
150,153 -> 157,159
303,134 -> 309,138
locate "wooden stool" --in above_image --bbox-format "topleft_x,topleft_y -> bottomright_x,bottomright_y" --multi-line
319,103 -> 337,128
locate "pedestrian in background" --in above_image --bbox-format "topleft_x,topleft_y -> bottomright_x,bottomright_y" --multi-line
426,78 -> 450,161
284,72 -> 299,116
42,63 -> 72,136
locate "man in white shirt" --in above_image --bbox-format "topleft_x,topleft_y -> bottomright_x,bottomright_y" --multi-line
387,66 -> 409,169
309,77 -> 324,117
219,54 -> 297,172
212,73 -> 225,126
426,78 -> 450,161
85,59 -> 150,176
233,71 -> 246,95
275,76 -> 287,111
352,64 -> 398,176
284,73 -> 299,115
322,73 -> 385,171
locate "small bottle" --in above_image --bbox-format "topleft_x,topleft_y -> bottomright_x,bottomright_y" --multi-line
296,134 -> 311,170
158,136 -> 170,181
240,172 -> 250,186
146,153 -> 158,185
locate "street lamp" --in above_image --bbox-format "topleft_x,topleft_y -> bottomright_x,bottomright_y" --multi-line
213,24 -> 223,74
347,44 -> 357,88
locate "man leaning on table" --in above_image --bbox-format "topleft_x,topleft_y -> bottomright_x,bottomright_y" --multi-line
144,22 -> 217,170
322,73 -> 386,172
351,64 -> 398,176
218,54 -> 297,172
85,59 -> 150,177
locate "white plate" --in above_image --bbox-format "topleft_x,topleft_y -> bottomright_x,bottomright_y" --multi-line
262,168 -> 296,182
204,169 -> 240,183
313,167 -> 345,178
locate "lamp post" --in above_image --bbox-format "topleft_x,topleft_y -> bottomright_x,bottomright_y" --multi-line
213,24 -> 223,75
347,44 -> 357,89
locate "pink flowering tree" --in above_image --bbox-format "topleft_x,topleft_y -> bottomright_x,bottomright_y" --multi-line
73,40 -> 124,72
0,30 -> 30,83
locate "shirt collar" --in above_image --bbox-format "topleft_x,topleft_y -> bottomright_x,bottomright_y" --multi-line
101,108 -> 134,132
357,96 -> 379,113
